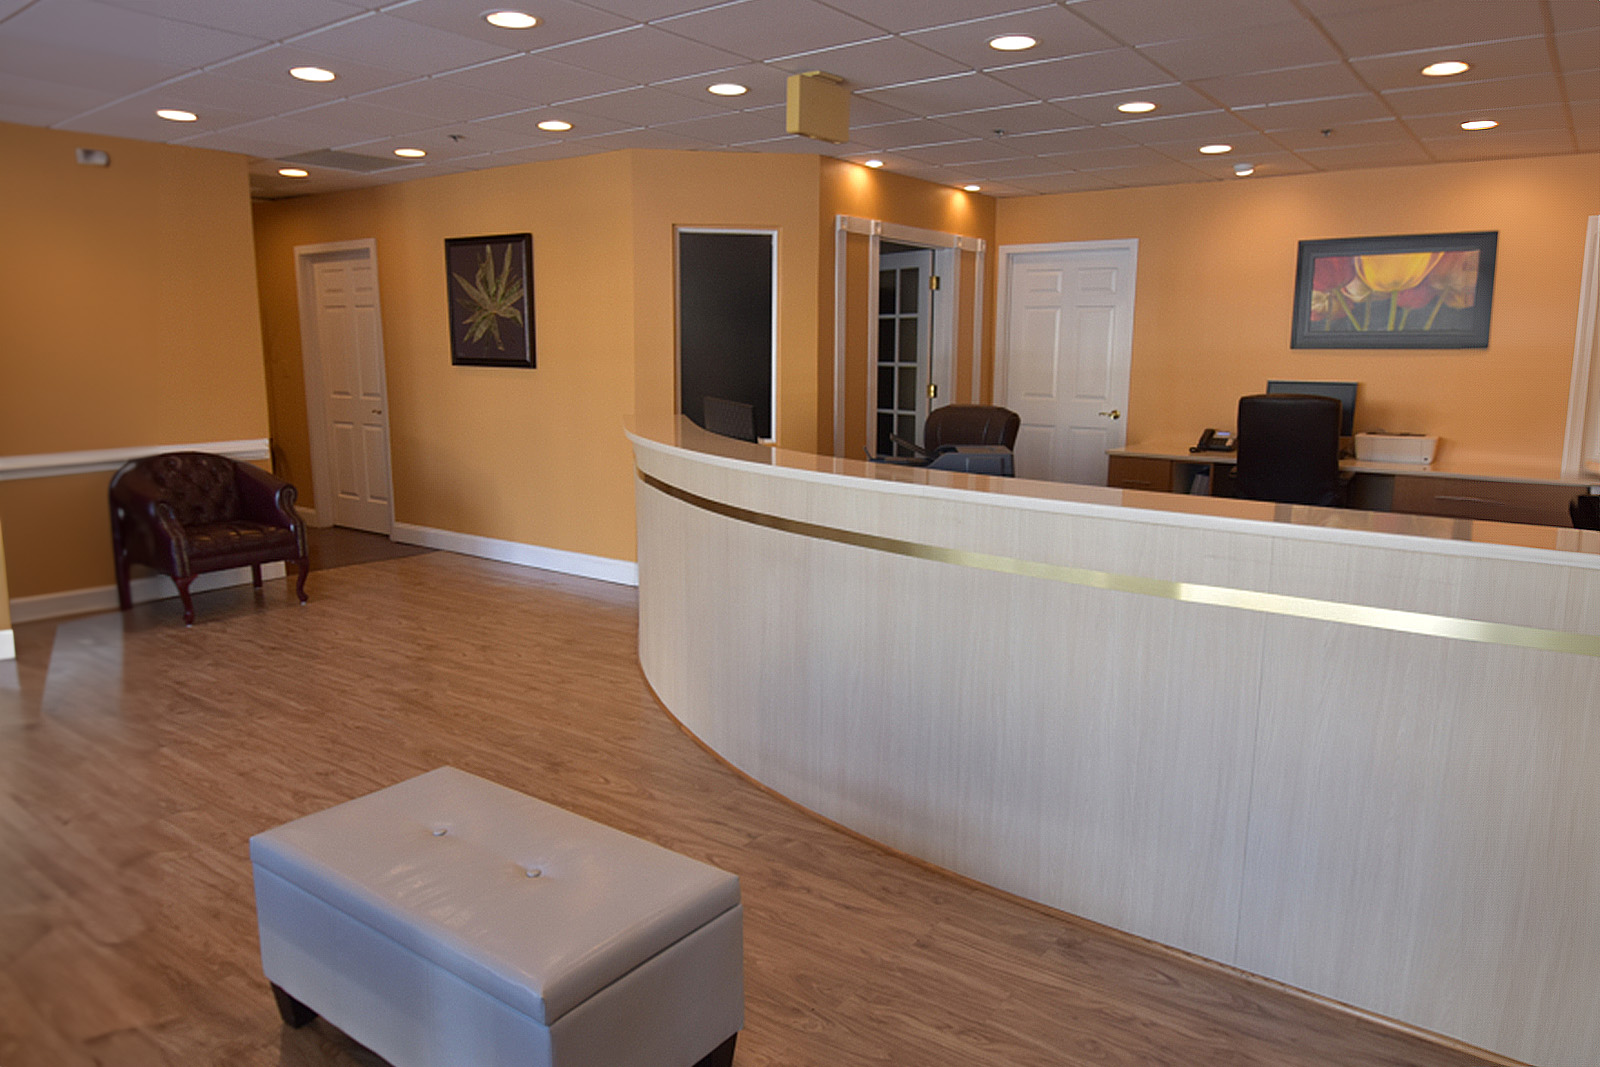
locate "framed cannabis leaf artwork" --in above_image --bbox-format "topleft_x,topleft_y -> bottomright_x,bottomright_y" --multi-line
445,233 -> 535,367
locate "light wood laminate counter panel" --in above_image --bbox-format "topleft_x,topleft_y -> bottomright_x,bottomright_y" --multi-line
630,417 -> 1600,1067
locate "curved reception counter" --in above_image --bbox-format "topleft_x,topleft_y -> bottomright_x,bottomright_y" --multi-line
629,417 -> 1600,1067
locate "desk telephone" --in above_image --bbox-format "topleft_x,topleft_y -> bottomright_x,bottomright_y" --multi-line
1191,428 -> 1235,453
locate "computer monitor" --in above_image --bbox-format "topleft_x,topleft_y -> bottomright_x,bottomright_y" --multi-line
701,395 -> 759,443
1265,379 -> 1358,437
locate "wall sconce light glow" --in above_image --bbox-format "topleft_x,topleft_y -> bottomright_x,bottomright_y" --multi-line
1460,119 -> 1499,131
156,109 -> 197,122
1117,100 -> 1157,114
278,168 -> 310,178
394,148 -> 427,158
988,34 -> 1037,51
537,119 -> 573,132
962,184 -> 981,192
708,83 -> 748,96
484,11 -> 538,28
1233,162 -> 1255,176
1199,143 -> 1233,154
290,66 -> 336,82
862,158 -> 884,168
1421,60 -> 1470,77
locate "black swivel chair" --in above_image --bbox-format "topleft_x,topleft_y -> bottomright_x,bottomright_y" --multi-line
1573,493 -> 1600,530
1233,393 -> 1346,507
880,404 -> 1021,476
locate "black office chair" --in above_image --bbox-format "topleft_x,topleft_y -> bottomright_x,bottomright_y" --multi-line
701,396 -> 758,442
880,404 -> 1021,476
1233,393 -> 1345,507
1573,493 -> 1600,530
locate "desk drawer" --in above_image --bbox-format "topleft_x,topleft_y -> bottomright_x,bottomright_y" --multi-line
1391,476 -> 1577,527
1107,456 -> 1174,492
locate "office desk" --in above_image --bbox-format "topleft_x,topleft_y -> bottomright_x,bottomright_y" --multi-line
631,415 -> 1600,1067
1108,440 -> 1593,526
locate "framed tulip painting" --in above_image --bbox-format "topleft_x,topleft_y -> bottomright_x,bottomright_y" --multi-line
1290,231 -> 1497,349
446,233 -> 535,367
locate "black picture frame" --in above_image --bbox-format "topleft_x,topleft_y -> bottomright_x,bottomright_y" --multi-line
1291,231 -> 1497,349
446,233 -> 535,367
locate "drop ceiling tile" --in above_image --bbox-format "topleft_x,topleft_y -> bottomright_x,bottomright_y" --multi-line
0,71 -> 115,125
1051,83 -> 1214,121
1421,127 -> 1578,160
353,78 -> 528,122
448,120 -> 574,152
481,141 -> 598,166
906,6 -> 1121,69
1067,0 -> 1304,47
384,0 -> 633,50
211,47 -> 421,95
652,63 -> 791,108
1090,160 -> 1216,187
933,101 -> 1091,138
540,25 -> 747,83
1193,63 -> 1368,109
958,155 -> 1079,179
1139,21 -> 1341,82
0,35 -> 181,94
96,0 -> 366,40
0,0 -> 265,67
1572,102 -> 1600,150
1317,1 -> 1547,57
1234,94 -> 1396,134
1107,108 -> 1259,144
816,0 -> 1053,35
473,106 -> 636,138
988,48 -> 1174,99
898,138 -> 1022,166
151,71 -> 331,118
727,134 -> 863,155
848,96 -> 919,127
658,0 -> 883,63
1403,102 -> 1571,138
436,54 -> 635,104
659,105 -> 788,144
1557,29 -> 1600,73
559,85 -> 730,125
848,116 -> 973,149
861,72 -> 1035,116
1148,129 -> 1282,161
1384,73 -> 1566,117
578,0 -> 730,20
338,127 -> 519,161
569,126 -> 719,151
1002,125 -> 1142,155
1265,117 -> 1412,150
1569,68 -> 1600,101
1551,2 -> 1600,33
289,13 -> 517,76
52,91 -> 257,140
1349,37 -> 1556,93
1007,171 -> 1119,194
180,130 -> 325,158
221,103 -> 428,150
1206,151 -> 1317,178
762,35 -> 967,88
1295,138 -> 1432,169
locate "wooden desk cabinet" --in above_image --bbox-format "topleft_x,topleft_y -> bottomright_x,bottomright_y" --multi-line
1390,474 -> 1578,527
1106,454 -> 1184,493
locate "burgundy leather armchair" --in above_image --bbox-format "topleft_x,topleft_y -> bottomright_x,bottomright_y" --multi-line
109,452 -> 309,625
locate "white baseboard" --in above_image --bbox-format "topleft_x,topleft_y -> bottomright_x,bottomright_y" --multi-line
392,523 -> 639,587
8,562 -> 287,625
0,628 -> 13,661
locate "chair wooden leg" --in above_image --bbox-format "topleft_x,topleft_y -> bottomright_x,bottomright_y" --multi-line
251,563 -> 263,589
295,557 -> 310,604
694,1034 -> 737,1067
175,576 -> 196,627
270,983 -> 317,1029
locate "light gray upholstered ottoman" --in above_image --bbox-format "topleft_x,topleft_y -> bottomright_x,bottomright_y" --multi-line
250,767 -> 743,1067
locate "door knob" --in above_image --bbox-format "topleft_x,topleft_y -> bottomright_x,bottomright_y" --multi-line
1098,409 -> 1121,420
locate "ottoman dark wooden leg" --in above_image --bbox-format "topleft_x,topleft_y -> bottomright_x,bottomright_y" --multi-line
694,1033 -> 737,1067
271,983 -> 317,1028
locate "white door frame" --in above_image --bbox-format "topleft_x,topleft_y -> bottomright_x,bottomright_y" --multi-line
293,238 -> 396,531
1562,215 -> 1600,480
833,216 -> 986,456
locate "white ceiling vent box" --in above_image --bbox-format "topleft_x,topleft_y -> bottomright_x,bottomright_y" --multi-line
1355,432 -> 1438,464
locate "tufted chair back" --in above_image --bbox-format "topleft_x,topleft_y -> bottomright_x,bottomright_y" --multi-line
141,452 -> 243,527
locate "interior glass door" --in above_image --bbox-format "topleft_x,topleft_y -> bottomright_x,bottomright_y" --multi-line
877,249 -> 933,457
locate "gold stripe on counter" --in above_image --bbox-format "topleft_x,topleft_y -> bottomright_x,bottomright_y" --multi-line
639,470 -> 1600,659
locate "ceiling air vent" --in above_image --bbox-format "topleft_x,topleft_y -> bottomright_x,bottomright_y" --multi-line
278,149 -> 412,173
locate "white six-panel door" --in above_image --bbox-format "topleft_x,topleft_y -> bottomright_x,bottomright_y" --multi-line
999,241 -> 1138,485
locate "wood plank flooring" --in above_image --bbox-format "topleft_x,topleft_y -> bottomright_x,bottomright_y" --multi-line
0,551 -> 1508,1066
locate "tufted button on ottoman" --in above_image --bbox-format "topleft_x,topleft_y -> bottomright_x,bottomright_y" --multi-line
250,767 -> 743,1067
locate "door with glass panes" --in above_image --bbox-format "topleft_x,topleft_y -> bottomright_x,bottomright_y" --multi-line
876,249 -> 935,457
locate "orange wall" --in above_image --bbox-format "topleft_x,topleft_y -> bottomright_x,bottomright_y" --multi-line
996,153 -> 1600,469
0,122 -> 268,599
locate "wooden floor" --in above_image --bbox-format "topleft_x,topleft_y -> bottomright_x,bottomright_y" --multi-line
0,549 -> 1506,1067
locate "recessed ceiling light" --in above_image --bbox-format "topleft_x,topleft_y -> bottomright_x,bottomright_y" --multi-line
988,34 -> 1037,51
278,168 -> 309,178
537,119 -> 573,132
1421,60 -> 1471,77
1117,100 -> 1157,114
156,108 -> 197,122
1199,143 -> 1233,154
1233,162 -> 1255,176
1461,119 -> 1499,131
708,83 -> 748,96
290,66 -> 336,82
394,148 -> 427,158
962,184 -> 981,192
862,159 -> 884,168
484,10 -> 538,29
